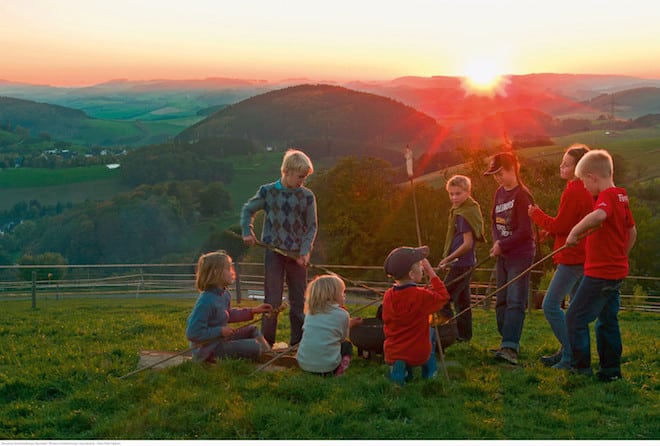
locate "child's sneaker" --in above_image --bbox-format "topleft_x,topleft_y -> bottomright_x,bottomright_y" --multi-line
494,347 -> 518,365
551,361 -> 572,371
334,355 -> 351,376
597,371 -> 622,382
540,350 -> 562,367
389,360 -> 407,385
405,365 -> 414,382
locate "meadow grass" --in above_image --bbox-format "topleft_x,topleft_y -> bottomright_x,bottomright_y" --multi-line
0,296 -> 657,440
522,127 -> 660,183
0,165 -> 120,188
0,178 -> 130,212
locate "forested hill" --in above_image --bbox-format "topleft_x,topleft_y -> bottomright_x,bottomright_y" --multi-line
584,87 -> 660,119
175,84 -> 453,162
0,96 -> 88,139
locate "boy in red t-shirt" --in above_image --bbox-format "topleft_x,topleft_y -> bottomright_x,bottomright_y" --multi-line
565,149 -> 637,382
382,246 -> 450,385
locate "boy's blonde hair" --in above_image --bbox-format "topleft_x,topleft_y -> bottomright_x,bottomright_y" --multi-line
195,250 -> 230,291
445,174 -> 472,192
575,149 -> 613,179
304,274 -> 344,315
281,148 -> 314,176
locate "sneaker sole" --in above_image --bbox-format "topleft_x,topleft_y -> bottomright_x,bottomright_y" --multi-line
494,352 -> 518,365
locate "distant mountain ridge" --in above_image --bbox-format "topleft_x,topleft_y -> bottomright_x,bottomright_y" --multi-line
348,74 -> 660,122
1,74 -> 659,151
3,73 -> 660,122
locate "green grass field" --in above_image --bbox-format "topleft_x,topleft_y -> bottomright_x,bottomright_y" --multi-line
0,297 -> 657,440
0,165 -> 120,188
522,127 -> 660,183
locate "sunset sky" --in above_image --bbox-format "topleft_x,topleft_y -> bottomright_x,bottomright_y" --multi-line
2,0 -> 660,87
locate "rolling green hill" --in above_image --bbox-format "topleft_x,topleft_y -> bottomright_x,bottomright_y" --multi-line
176,84 -> 454,163
0,96 -> 198,147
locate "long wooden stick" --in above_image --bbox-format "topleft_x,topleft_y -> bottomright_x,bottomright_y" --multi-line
118,308 -> 285,379
118,345 -> 197,380
225,230 -> 387,299
250,343 -> 299,375
433,324 -> 450,380
444,227 -> 599,326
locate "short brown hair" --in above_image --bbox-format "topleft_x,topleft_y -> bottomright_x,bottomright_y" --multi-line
565,143 -> 590,163
195,250 -> 230,291
575,149 -> 613,180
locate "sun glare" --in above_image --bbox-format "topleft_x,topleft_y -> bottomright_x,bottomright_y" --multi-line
461,58 -> 508,96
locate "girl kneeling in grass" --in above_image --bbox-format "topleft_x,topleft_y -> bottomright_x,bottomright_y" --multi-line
296,275 -> 363,376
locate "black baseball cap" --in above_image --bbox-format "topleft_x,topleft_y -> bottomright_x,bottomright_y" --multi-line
484,152 -> 518,175
384,246 -> 429,279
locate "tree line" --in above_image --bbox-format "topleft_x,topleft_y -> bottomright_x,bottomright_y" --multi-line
120,137 -> 257,186
1,152 -> 657,293
0,180 -> 232,279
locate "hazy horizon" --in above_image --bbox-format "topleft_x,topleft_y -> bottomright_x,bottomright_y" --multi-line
3,71 -> 660,91
3,0 -> 660,88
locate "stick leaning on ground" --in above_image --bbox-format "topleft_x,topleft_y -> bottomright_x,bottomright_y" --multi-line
250,342 -> 300,375
118,305 -> 287,380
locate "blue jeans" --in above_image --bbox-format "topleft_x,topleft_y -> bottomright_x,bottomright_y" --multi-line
262,249 -> 307,346
542,263 -> 583,365
566,276 -> 623,376
495,253 -> 534,352
443,265 -> 473,340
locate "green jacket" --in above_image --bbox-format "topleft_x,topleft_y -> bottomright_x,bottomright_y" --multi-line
442,196 -> 486,258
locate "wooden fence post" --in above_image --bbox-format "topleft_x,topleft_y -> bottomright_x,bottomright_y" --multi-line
31,271 -> 37,309
234,263 -> 242,304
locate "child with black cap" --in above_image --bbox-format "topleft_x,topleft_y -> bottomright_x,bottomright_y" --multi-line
382,246 -> 450,385
484,152 -> 535,365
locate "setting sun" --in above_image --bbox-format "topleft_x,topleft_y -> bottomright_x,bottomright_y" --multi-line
461,58 -> 509,96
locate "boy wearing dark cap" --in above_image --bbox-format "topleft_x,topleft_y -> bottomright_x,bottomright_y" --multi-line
382,246 -> 450,385
484,151 -> 535,366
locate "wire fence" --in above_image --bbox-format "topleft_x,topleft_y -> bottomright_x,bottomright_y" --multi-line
1,262 -> 658,313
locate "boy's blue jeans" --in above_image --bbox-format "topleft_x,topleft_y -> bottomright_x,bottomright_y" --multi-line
495,253 -> 534,352
542,263 -> 583,365
262,249 -> 307,346
566,276 -> 623,376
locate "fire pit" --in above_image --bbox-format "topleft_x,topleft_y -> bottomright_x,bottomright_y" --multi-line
350,317 -> 458,361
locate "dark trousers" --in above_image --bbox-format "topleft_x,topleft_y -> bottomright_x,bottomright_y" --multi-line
442,265 -> 474,340
262,249 -> 307,346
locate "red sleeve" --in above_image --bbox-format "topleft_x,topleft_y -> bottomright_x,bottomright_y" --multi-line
531,185 -> 579,236
424,276 -> 450,312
